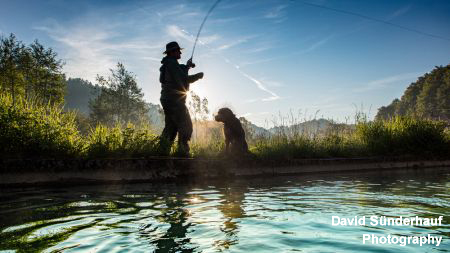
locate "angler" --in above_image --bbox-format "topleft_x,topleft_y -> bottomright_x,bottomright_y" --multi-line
158,41 -> 204,157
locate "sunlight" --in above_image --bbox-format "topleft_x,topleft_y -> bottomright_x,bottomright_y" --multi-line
189,196 -> 202,204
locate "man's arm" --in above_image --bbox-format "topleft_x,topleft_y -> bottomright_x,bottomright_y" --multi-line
180,63 -> 203,84
187,72 -> 203,84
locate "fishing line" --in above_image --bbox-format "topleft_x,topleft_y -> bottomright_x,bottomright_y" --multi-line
190,0 -> 222,61
295,0 -> 450,42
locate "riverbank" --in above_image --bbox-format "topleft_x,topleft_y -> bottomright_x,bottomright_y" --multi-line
1,157 -> 449,186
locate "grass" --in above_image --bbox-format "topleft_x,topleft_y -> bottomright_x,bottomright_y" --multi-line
1,93 -> 448,160
0,93 -> 83,158
0,93 -> 160,159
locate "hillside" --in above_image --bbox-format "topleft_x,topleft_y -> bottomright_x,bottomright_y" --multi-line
64,78 -> 99,115
268,118 -> 333,136
65,77 -> 165,132
376,65 -> 449,121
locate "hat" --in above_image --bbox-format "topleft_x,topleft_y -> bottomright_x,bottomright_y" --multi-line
163,41 -> 183,54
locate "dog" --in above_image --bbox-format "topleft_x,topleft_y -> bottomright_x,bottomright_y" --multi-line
214,108 -> 249,155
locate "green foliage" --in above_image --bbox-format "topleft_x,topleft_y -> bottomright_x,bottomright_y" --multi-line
89,62 -> 149,126
85,123 -> 159,158
376,65 -> 450,121
190,139 -> 224,158
0,93 -> 160,159
0,93 -> 82,158
356,116 -> 449,157
0,33 -> 66,105
251,114 -> 448,160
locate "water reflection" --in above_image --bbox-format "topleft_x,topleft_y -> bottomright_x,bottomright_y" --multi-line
214,183 -> 247,250
0,168 -> 448,252
152,191 -> 194,253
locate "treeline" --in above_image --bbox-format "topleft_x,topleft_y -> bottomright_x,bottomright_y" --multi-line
376,65 -> 450,121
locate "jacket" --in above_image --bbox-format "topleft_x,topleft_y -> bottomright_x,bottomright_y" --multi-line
159,56 -> 201,104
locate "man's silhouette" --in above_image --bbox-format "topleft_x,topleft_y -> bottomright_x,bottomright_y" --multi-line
159,41 -> 204,157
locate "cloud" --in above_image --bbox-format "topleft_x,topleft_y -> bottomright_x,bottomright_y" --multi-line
34,14 -> 167,83
166,25 -> 192,42
264,4 -> 288,19
297,34 -> 334,54
215,34 -> 259,51
216,38 -> 248,50
388,5 -> 411,19
34,23 -> 117,81
140,56 -> 161,62
239,58 -> 275,67
166,25 -> 220,45
239,111 -> 270,118
236,68 -> 280,102
355,72 -> 423,93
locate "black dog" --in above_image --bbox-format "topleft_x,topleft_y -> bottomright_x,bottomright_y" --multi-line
214,108 -> 249,154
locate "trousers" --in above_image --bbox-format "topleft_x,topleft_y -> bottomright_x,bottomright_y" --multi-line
160,100 -> 193,155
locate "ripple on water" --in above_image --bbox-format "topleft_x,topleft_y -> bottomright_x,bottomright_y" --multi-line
0,169 -> 448,252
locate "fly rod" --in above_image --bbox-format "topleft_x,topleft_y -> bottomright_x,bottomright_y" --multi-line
189,0 -> 222,65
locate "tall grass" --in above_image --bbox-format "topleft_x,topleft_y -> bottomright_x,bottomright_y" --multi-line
356,116 -> 449,157
0,93 -> 83,158
85,124 -> 159,158
253,114 -> 449,159
0,93 -> 160,158
1,93 -> 448,160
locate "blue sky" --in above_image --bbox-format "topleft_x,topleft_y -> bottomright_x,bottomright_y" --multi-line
1,0 -> 449,126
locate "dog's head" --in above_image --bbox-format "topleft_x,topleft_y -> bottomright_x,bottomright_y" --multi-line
214,107 -> 235,123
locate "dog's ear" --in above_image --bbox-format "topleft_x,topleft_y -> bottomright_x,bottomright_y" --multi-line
220,108 -> 234,119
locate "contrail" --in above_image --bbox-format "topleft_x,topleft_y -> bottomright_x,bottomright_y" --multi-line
180,29 -> 281,102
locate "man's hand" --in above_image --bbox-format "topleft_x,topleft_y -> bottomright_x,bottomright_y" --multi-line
187,58 -> 196,68
196,72 -> 204,79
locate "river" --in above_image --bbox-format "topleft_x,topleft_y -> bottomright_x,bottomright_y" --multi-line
0,168 -> 448,252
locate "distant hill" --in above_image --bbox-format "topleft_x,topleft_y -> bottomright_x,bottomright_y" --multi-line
65,77 -> 165,132
64,78 -> 100,115
239,117 -> 271,139
240,118 -> 347,140
376,65 -> 449,121
268,118 -> 334,136
64,78 -> 354,137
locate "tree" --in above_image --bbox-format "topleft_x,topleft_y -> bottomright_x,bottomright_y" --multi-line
29,40 -> 66,104
89,62 -> 149,126
188,90 -> 209,122
187,91 -> 210,141
376,65 -> 450,121
0,34 -> 23,105
0,34 -> 66,104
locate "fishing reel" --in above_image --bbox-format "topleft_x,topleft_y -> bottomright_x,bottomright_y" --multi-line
187,58 -> 196,68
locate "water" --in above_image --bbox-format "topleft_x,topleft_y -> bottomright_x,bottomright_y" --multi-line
0,168 -> 449,252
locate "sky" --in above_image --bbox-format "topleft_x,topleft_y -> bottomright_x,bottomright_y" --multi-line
1,0 -> 449,127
